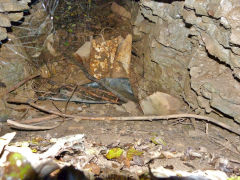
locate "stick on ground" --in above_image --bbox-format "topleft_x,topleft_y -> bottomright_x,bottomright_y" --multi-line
7,120 -> 60,130
7,98 -> 240,136
6,74 -> 40,95
20,115 -> 58,124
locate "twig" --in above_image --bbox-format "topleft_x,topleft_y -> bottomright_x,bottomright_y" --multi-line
65,85 -> 78,114
7,98 -> 240,136
229,159 -> 240,165
0,74 -> 40,113
72,56 -> 129,102
7,120 -> 60,130
78,86 -> 119,104
38,96 -> 110,104
20,115 -> 58,124
5,74 -> 40,95
29,102 -> 76,118
80,85 -> 117,97
51,101 -> 63,113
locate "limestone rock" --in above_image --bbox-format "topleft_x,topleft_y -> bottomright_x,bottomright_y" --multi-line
111,34 -> 132,78
230,28 -> 240,45
0,0 -> 30,41
74,41 -> 91,65
134,0 -> 240,123
0,34 -> 31,87
0,13 -> 11,27
122,101 -> 142,116
111,2 -> 131,20
201,32 -> 230,64
140,92 -> 181,115
0,27 -> 7,40
154,19 -> 191,52
7,12 -> 24,22
189,49 -> 240,122
0,0 -> 29,12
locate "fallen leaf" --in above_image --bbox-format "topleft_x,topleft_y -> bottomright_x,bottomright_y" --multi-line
106,148 -> 124,160
4,152 -> 37,179
126,147 -> 143,161
124,158 -> 130,168
84,163 -> 100,175
150,136 -> 166,146
228,177 -> 240,180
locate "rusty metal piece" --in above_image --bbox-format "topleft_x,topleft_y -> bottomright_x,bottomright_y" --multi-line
78,86 -> 119,104
89,36 -> 122,79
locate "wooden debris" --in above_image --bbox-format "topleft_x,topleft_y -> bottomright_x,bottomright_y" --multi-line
6,98 -> 240,136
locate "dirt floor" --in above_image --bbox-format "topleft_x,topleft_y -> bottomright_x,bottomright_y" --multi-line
1,0 -> 240,179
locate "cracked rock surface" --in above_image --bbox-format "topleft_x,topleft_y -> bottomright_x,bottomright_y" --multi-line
133,0 -> 240,123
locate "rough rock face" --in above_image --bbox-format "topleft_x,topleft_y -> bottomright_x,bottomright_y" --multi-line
133,0 -> 240,123
132,0 -> 191,99
0,0 -> 32,88
0,0 -> 52,86
183,0 -> 240,79
0,0 -> 31,42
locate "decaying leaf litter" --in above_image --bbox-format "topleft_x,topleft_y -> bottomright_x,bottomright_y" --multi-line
1,0 -> 240,179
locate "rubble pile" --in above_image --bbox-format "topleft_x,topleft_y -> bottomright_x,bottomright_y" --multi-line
133,0 -> 240,123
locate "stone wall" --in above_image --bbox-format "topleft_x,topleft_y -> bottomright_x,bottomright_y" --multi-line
0,0 -> 31,42
133,0 -> 240,122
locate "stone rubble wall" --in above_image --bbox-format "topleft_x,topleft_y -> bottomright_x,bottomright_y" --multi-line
0,0 -> 31,42
133,0 -> 240,122
0,0 -> 52,87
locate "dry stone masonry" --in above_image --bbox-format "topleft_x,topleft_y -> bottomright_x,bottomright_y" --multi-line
0,0 -> 31,42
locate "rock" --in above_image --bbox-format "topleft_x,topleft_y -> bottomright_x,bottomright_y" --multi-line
7,12 -> 24,22
111,2 -> 131,20
0,34 -> 32,87
0,0 -> 54,44
154,18 -> 191,52
230,28 -> 240,45
122,101 -> 141,116
189,49 -> 240,122
74,41 -> 91,64
133,0 -> 240,123
132,1 -> 191,100
226,6 -> 240,30
0,0 -> 30,41
111,34 -> 132,78
201,32 -> 230,64
139,92 -> 181,115
0,0 -> 29,12
0,27 -> 7,40
0,13 -> 11,27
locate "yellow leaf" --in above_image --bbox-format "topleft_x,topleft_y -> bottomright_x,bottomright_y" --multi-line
106,148 -> 124,160
127,147 -> 143,160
